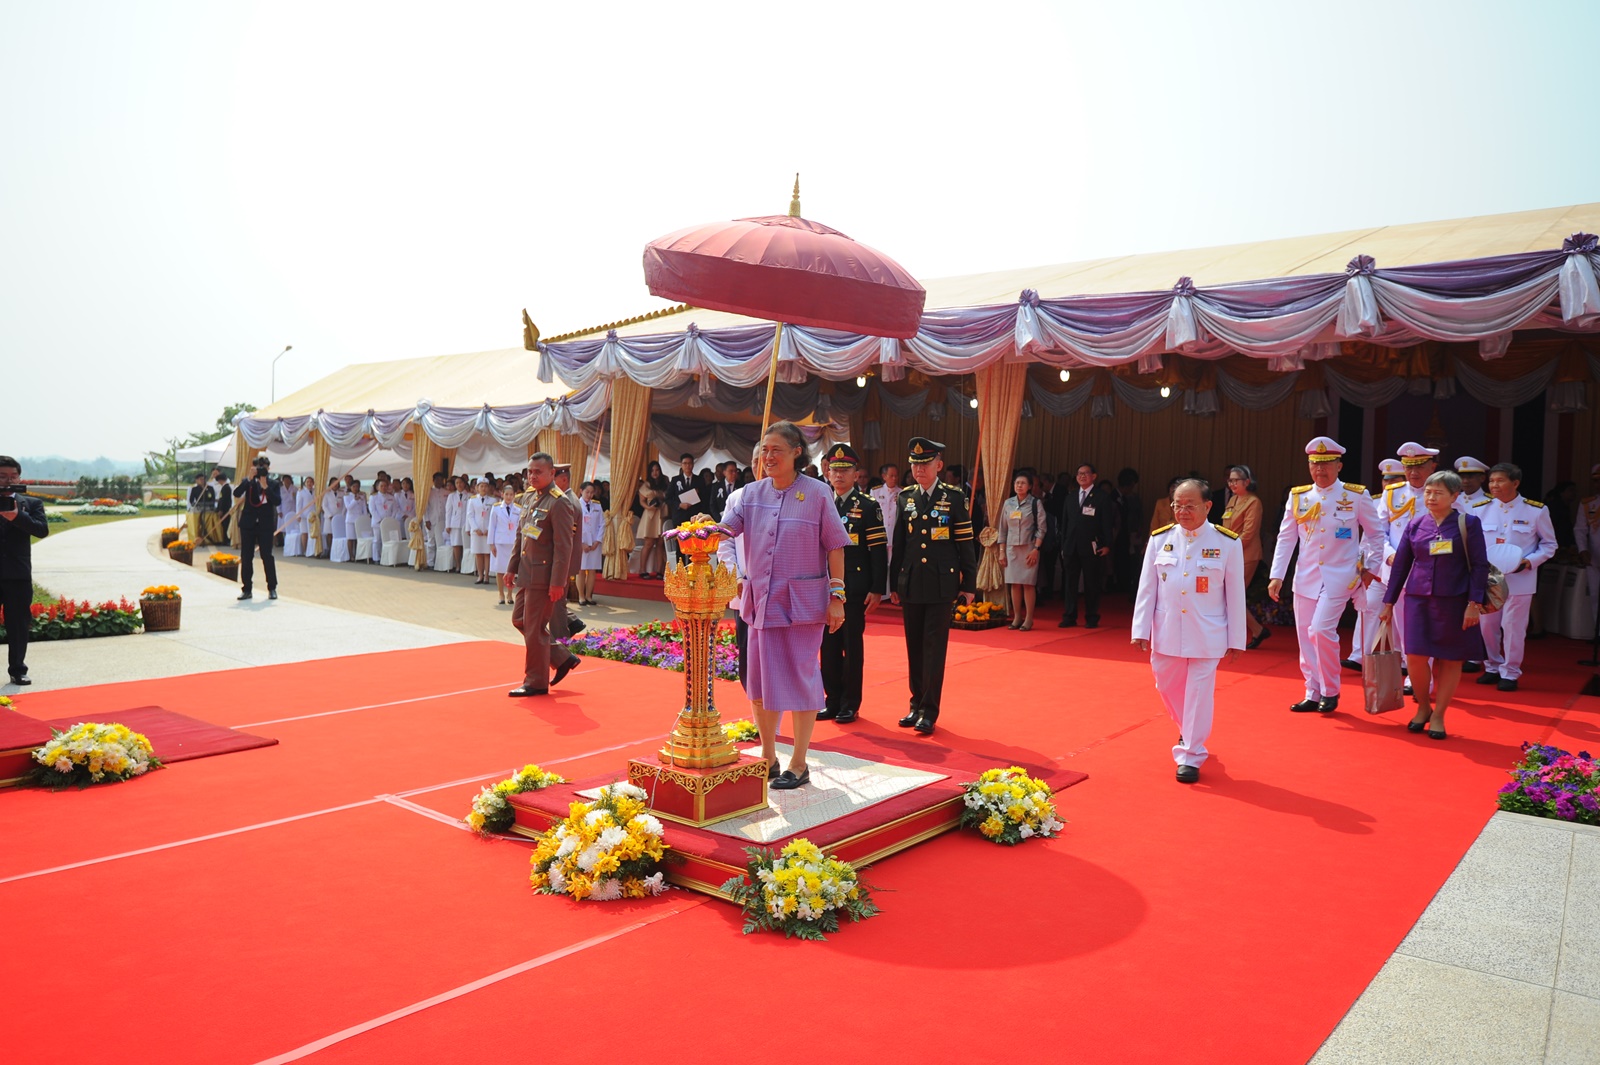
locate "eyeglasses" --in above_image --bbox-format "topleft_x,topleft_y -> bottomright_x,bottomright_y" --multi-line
1171,502 -> 1204,511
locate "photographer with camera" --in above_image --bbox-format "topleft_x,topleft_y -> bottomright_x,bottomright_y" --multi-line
235,455 -> 282,601
0,456 -> 49,685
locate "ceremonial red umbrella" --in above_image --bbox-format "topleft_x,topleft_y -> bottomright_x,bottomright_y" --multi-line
643,177 -> 926,431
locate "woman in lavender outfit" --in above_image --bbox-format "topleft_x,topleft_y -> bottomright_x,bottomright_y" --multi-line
719,422 -> 850,790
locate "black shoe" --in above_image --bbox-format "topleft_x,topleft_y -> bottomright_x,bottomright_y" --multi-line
1317,696 -> 1339,714
1475,671 -> 1500,686
507,686 -> 548,697
1175,765 -> 1200,784
1462,661 -> 1482,674
1406,714 -> 1429,733
8,675 -> 31,686
1428,726 -> 1448,740
568,617 -> 586,636
816,708 -> 839,721
834,709 -> 858,724
1340,658 -> 1361,671
1497,678 -> 1519,693
1057,619 -> 1077,628
552,655 -> 581,686
1084,620 -> 1099,629
1289,699 -> 1322,713
770,769 -> 811,790
898,712 -> 920,728
767,761 -> 782,780
268,589 -> 278,600
914,717 -> 936,736
1247,629 -> 1271,650
237,591 -> 252,601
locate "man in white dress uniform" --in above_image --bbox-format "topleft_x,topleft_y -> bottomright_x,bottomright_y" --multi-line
1474,462 -> 1557,694
1453,456 -> 1489,511
870,463 -> 902,572
1268,437 -> 1384,714
1132,478 -> 1246,784
1348,454 -> 1420,672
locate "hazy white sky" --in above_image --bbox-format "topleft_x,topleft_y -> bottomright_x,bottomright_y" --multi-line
3,0 -> 1596,460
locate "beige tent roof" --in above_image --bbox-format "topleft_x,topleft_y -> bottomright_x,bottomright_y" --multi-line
546,202 -> 1600,342
254,347 -> 564,420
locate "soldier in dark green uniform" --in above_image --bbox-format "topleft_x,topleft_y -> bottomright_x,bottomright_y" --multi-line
888,437 -> 977,736
818,443 -> 887,724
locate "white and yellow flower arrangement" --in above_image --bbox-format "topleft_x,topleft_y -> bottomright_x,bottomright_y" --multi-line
465,763 -> 566,836
529,781 -> 669,901
719,838 -> 879,940
959,766 -> 1065,845
721,719 -> 760,743
31,721 -> 160,789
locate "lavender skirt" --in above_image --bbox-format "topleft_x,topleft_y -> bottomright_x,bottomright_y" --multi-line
745,624 -> 825,713
1403,594 -> 1487,662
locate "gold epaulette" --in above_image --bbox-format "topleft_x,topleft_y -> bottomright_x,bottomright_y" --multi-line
1471,498 -> 1491,508
1151,522 -> 1175,535
1527,499 -> 1545,508
550,486 -> 566,497
1343,482 -> 1366,492
1290,485 -> 1313,495
1213,524 -> 1240,539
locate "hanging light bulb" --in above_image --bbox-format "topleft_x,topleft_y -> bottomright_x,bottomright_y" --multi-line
969,396 -> 979,409
1159,385 -> 1172,398
856,374 -> 867,388
1059,369 -> 1070,383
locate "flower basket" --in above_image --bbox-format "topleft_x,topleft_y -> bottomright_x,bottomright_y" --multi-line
167,540 -> 194,566
959,766 -> 1066,844
141,597 -> 181,632
952,600 -> 1007,629
31,721 -> 161,789
465,764 -> 566,835
207,553 -> 240,581
159,528 -> 181,547
719,839 -> 879,940
529,782 -> 669,900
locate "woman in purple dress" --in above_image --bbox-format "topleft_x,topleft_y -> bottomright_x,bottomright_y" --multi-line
720,421 -> 851,790
1379,470 -> 1488,740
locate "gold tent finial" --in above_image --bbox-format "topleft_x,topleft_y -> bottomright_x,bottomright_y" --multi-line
788,173 -> 801,218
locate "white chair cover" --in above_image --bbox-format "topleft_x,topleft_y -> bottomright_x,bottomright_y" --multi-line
330,536 -> 351,563
379,518 -> 406,566
283,530 -> 302,558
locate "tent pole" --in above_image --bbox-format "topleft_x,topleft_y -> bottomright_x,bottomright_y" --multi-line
760,322 -> 785,436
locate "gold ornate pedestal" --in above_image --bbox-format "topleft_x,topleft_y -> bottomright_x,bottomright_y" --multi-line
626,524 -> 769,827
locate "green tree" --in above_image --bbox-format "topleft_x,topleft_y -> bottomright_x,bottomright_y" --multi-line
214,402 -> 258,438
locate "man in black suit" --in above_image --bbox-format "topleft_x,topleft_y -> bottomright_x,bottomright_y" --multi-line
818,444 -> 887,724
1059,461 -> 1112,628
708,462 -> 737,521
234,456 -> 282,601
889,437 -> 977,736
666,452 -> 698,566
0,456 -> 49,685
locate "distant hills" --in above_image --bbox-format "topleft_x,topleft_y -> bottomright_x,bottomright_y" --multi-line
17,455 -> 144,480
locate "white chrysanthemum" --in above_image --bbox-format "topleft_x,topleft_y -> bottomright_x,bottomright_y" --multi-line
584,808 -> 607,826
555,834 -> 581,858
629,814 -> 664,837
643,872 -> 667,895
1019,824 -> 1035,838
590,878 -> 623,901
576,844 -> 602,873
597,826 -> 627,850
548,867 -> 567,892
53,757 -> 72,773
604,782 -> 647,801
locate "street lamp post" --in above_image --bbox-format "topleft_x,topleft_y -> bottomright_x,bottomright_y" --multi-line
270,345 -> 293,402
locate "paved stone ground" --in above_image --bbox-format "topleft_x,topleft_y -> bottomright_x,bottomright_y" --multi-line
13,515 -> 1599,1063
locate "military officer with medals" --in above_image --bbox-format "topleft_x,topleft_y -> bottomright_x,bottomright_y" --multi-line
1268,437 -> 1385,714
889,437 -> 977,736
817,444 -> 887,724
1132,478 -> 1247,783
507,452 -> 582,697
1473,462 -> 1557,693
1350,443 -> 1436,685
1453,456 -> 1489,511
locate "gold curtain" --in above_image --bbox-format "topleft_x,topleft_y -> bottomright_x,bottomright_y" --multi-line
409,430 -> 438,568
230,428 -> 254,548
602,378 -> 651,580
563,433 -> 589,485
307,430 -> 330,550
534,429 -> 561,459
974,363 -> 1029,592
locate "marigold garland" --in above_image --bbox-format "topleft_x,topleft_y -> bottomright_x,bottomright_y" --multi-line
465,763 -> 566,835
719,839 -> 879,940
959,766 -> 1065,845
529,782 -> 669,901
31,721 -> 162,789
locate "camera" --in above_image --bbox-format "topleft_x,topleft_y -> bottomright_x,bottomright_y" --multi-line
0,481 -> 28,512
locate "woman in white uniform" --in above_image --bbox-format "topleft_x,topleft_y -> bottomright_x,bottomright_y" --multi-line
465,480 -> 493,584
327,481 -> 349,562
577,480 -> 606,605
294,478 -> 315,554
488,483 -> 522,605
343,480 -> 367,563
444,476 -> 469,573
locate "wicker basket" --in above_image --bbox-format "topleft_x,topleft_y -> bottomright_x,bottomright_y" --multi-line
141,598 -> 182,632
168,548 -> 193,566
208,562 -> 239,581
159,530 -> 180,548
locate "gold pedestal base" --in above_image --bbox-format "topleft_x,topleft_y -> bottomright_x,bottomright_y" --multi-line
628,755 -> 771,827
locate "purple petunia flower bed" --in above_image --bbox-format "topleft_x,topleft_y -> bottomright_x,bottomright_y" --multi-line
1497,742 -> 1600,826
567,620 -> 740,681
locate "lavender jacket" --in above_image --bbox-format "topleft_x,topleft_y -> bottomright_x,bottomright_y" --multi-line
721,475 -> 851,630
1384,511 -> 1489,604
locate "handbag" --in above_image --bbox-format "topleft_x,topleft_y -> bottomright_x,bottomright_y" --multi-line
1456,513 -> 1509,614
1362,619 -> 1406,715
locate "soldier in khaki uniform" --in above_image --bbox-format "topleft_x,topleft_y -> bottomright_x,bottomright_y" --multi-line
508,453 -> 582,697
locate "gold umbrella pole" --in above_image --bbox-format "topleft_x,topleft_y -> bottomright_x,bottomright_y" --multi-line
760,321 -> 785,436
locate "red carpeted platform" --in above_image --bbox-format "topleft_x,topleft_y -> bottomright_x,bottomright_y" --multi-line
0,707 -> 52,786
41,705 -> 278,764
0,608 -> 1596,1064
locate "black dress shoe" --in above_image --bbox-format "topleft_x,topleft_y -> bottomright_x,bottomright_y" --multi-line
1247,628 -> 1271,650
568,617 -> 586,636
914,717 -> 936,735
1462,661 -> 1482,674
1497,678 -> 1519,693
1427,726 -> 1448,740
767,761 -> 782,780
898,712 -> 920,728
770,769 -> 810,790
552,655 -> 581,686
268,589 -> 278,600
1406,714 -> 1429,733
1317,695 -> 1339,714
815,708 -> 839,721
1475,671 -> 1500,686
237,591 -> 252,600
1084,620 -> 1099,629
9,675 -> 31,686
1340,658 -> 1360,671
1057,619 -> 1077,628
1175,765 -> 1200,784
507,686 -> 548,697
834,710 -> 858,724
1289,699 -> 1322,713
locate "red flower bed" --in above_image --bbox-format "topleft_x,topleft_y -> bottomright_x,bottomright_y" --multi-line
0,598 -> 142,641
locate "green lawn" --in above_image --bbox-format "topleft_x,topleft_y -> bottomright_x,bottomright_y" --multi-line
38,509 -> 178,537
32,582 -> 56,606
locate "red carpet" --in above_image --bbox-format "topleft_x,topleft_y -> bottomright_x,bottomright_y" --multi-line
0,605 -> 1595,1064
40,706 -> 279,764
